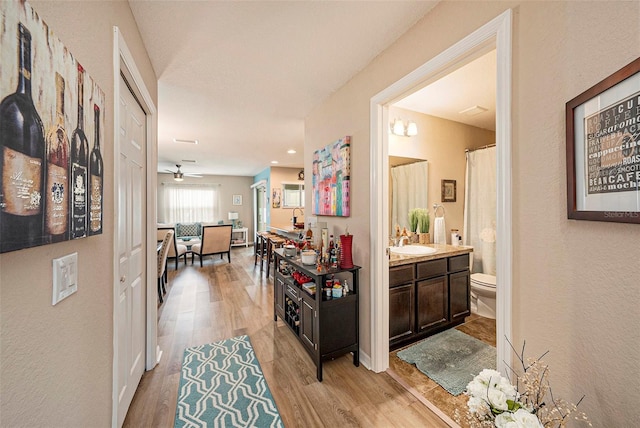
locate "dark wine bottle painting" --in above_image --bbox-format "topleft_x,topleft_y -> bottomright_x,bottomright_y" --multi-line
0,23 -> 46,253
0,3 -> 106,253
89,104 -> 103,236
69,64 -> 89,239
45,73 -> 70,243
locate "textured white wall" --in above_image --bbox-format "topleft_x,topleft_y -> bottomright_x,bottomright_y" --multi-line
0,0 -> 157,426
306,1 -> 640,426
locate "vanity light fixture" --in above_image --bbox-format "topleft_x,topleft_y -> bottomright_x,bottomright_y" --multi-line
390,118 -> 418,137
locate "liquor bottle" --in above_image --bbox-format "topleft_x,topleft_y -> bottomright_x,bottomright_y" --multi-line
69,63 -> 88,239
45,73 -> 70,243
0,23 -> 45,253
328,234 -> 335,266
89,104 -> 103,235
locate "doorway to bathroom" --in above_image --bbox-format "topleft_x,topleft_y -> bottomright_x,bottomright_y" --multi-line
368,9 -> 513,405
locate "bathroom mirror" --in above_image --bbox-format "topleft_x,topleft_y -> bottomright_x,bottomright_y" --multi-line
389,157 -> 428,231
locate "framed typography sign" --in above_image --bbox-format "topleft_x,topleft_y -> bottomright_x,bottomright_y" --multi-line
0,1 -> 105,253
566,57 -> 640,223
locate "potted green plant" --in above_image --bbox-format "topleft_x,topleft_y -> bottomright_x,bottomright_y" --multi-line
408,209 -> 420,242
417,209 -> 430,244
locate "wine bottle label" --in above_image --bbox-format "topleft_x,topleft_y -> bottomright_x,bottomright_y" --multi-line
46,162 -> 68,235
71,162 -> 87,237
90,174 -> 102,232
1,146 -> 42,215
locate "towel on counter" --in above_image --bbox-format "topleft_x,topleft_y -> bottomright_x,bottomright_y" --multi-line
433,217 -> 446,245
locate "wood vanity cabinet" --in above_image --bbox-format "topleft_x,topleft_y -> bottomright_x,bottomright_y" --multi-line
390,253 -> 470,350
273,249 -> 360,381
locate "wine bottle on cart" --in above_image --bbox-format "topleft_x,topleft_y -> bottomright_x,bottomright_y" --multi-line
69,63 -> 89,239
89,104 -> 103,235
45,73 -> 70,243
0,23 -> 45,253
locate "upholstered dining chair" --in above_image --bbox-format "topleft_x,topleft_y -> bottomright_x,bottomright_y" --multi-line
157,229 -> 174,304
158,226 -> 188,269
191,225 -> 233,266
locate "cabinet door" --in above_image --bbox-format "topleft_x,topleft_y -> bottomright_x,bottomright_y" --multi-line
300,293 -> 316,352
416,276 -> 448,333
389,284 -> 414,343
275,277 -> 285,320
449,270 -> 470,323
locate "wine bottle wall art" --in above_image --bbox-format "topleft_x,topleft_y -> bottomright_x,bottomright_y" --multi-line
0,0 -> 106,253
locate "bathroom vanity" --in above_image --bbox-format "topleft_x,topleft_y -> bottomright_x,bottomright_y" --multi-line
389,245 -> 472,350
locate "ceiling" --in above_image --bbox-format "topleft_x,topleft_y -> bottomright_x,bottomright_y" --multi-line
128,1 -> 440,177
394,49 -> 497,131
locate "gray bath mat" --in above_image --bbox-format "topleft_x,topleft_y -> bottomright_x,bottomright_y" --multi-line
397,328 -> 496,396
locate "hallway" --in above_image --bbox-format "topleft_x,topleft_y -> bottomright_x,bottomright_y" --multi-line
123,248 -> 450,427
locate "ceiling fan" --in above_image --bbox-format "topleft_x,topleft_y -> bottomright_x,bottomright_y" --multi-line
165,164 -> 203,181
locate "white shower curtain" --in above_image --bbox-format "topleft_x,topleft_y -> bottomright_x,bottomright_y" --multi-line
463,147 -> 496,274
391,161 -> 428,231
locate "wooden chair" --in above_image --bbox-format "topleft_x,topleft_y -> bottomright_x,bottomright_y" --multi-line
266,235 -> 285,277
157,229 -> 174,304
158,227 -> 188,269
254,231 -> 270,270
191,225 -> 233,266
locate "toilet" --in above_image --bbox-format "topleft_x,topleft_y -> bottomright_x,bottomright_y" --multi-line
470,272 -> 496,319
470,240 -> 496,319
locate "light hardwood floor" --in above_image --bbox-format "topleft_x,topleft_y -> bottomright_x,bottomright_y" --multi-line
123,247 -> 451,427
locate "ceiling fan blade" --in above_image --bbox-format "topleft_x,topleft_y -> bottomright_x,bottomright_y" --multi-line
165,169 -> 175,173
184,173 -> 203,178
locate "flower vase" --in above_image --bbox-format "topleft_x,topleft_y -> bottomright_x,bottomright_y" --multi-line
419,233 -> 430,244
339,234 -> 354,269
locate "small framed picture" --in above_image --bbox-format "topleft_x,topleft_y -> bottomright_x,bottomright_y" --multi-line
272,188 -> 281,208
441,179 -> 457,202
232,194 -> 242,206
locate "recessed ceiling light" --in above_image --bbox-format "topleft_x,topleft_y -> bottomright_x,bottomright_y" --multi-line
287,149 -> 296,154
173,138 -> 199,144
271,160 -> 279,164
459,105 -> 488,116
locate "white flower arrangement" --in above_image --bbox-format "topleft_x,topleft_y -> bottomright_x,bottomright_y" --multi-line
455,341 -> 591,428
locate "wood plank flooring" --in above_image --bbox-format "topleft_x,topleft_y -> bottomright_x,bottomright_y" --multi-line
123,248 -> 451,427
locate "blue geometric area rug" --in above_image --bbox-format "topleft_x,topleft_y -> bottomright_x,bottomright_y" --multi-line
397,328 -> 496,396
175,335 -> 283,428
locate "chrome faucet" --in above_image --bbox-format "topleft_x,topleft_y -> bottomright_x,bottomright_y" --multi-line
391,235 -> 409,247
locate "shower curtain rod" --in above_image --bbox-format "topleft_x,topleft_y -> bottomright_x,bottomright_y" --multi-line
465,143 -> 496,153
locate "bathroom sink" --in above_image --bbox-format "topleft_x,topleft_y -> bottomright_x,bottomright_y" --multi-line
390,246 -> 437,256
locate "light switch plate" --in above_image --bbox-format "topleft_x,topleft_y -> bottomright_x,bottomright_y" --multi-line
52,252 -> 78,305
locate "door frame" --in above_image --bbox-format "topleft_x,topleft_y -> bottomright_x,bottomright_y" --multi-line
369,10 -> 513,374
112,26 -> 158,427
251,179 -> 267,233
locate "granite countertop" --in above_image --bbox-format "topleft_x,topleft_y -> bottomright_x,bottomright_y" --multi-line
269,225 -> 305,234
389,244 -> 473,267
